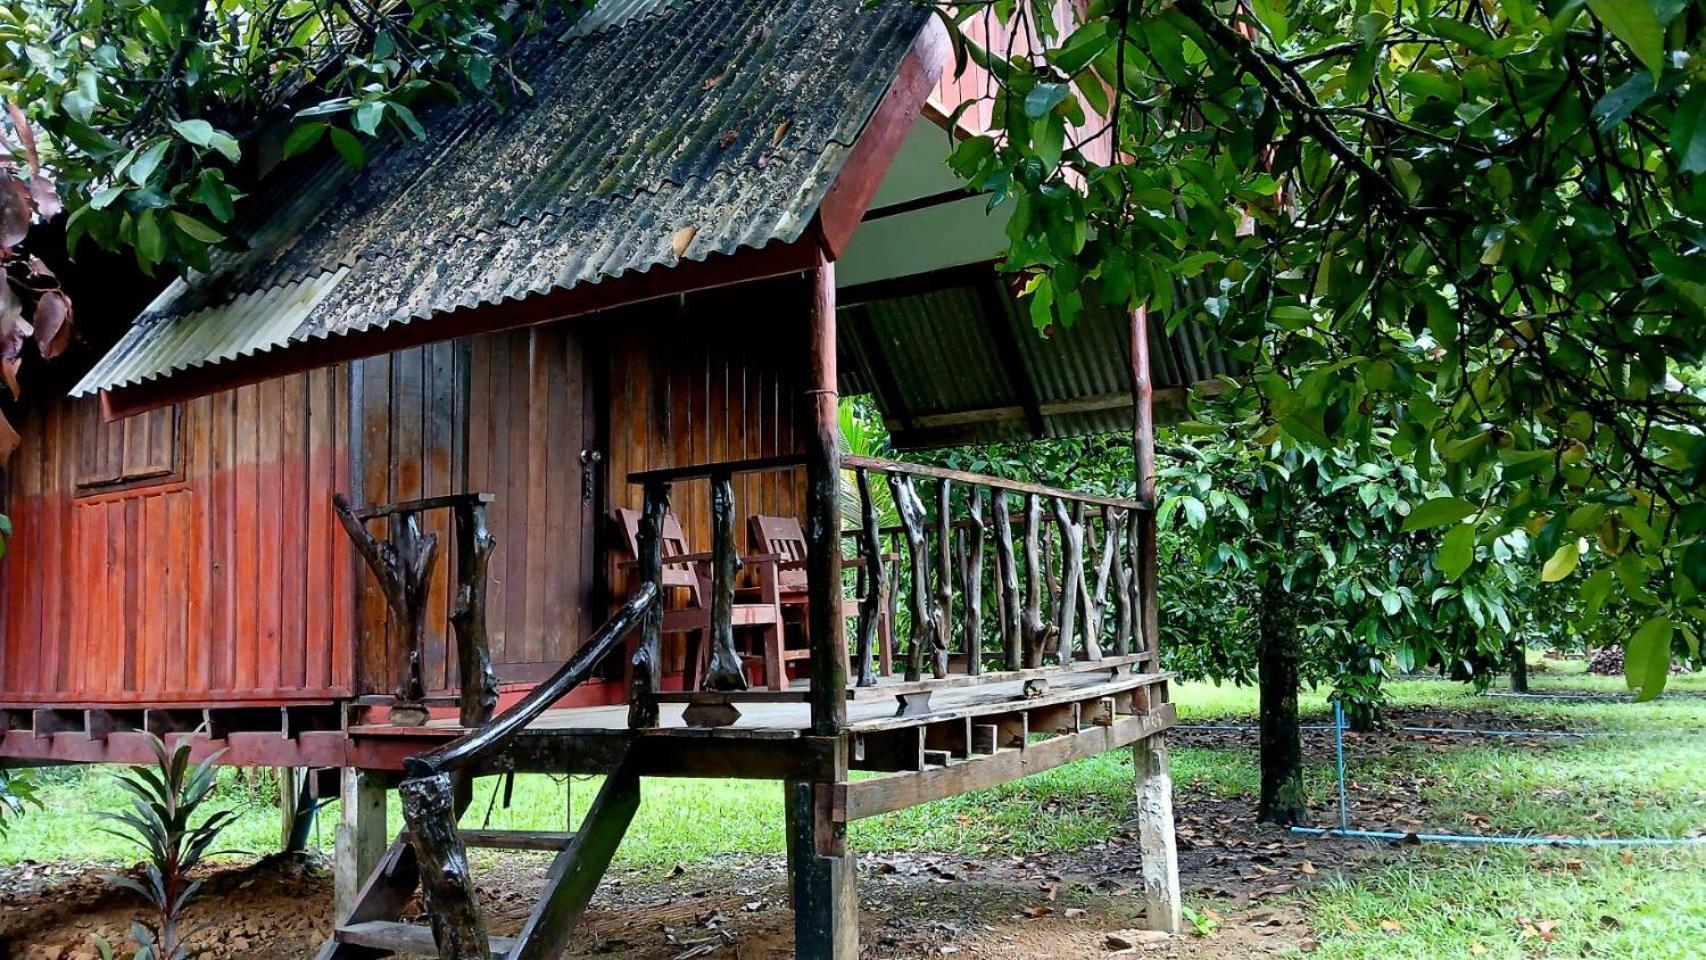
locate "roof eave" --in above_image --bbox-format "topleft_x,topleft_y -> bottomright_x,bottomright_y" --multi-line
816,17 -> 953,261
99,231 -> 827,420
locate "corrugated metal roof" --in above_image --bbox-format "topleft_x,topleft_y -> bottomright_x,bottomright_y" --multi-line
74,0 -> 931,397
838,268 -> 1243,447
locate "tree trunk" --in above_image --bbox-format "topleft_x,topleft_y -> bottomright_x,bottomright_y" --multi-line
1508,636 -> 1529,693
1256,565 -> 1307,826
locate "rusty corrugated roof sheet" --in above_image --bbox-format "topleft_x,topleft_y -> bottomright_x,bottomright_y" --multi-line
838,268 -> 1243,447
74,0 -> 931,397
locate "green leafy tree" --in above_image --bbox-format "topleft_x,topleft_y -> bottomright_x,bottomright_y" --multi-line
2,0 -> 579,274
935,0 -> 1706,696
0,1 -> 584,458
1158,402 -> 1443,822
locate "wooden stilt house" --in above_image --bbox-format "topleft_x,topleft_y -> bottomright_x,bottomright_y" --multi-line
0,1 -> 1236,956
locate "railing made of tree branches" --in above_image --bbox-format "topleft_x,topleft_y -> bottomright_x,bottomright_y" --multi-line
843,455 -> 1158,688
622,453 -> 1158,725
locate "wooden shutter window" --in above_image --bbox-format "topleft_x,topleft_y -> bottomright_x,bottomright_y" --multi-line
75,400 -> 180,492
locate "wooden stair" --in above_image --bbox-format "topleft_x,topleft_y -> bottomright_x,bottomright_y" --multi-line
314,763 -> 640,960
334,921 -> 518,957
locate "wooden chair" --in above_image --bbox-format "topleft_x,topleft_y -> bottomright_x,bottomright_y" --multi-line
614,508 -> 793,691
748,514 -> 894,677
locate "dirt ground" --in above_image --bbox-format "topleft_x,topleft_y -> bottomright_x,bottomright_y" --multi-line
2,714 -> 1532,960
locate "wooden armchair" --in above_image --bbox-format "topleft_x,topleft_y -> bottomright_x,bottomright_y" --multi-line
748,514 -> 893,677
614,508 -> 793,691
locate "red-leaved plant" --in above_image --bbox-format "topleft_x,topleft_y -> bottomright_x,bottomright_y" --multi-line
94,735 -> 236,960
1,101 -> 75,468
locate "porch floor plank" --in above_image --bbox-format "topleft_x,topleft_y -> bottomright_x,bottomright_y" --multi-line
352,669 -> 1167,737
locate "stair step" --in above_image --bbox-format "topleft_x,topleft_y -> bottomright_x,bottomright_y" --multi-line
397,828 -> 577,851
336,920 -> 517,957
460,828 -> 577,851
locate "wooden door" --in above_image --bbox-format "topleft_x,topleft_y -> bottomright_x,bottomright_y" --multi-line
354,325 -> 601,697
466,324 -> 601,683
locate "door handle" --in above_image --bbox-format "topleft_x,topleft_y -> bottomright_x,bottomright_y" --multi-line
579,449 -> 603,504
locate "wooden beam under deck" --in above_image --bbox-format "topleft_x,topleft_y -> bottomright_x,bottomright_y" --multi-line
1,671 -> 1173,814
842,704 -> 1176,820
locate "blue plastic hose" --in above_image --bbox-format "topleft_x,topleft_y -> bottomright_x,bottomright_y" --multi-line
1289,827 -> 1706,847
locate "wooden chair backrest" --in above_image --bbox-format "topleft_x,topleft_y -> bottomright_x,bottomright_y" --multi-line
748,514 -> 810,592
615,507 -> 701,602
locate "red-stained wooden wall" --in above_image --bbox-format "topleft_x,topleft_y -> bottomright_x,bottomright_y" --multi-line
0,284 -> 811,708
0,368 -> 354,705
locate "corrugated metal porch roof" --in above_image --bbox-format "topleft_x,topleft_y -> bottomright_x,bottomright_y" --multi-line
837,266 -> 1241,448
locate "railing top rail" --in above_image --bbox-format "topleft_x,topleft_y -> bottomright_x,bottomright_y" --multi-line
844,455 -> 1144,511
627,453 -> 811,485
626,453 -> 1143,511
354,491 -> 497,521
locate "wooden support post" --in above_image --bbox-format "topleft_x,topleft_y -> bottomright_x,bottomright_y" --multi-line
400,773 -> 488,959
629,481 -> 670,728
931,479 -> 953,679
334,495 -> 437,725
1132,736 -> 1182,933
802,260 -> 848,737
962,486 -> 986,675
993,490 -> 1022,670
786,780 -> 858,959
706,471 -> 749,691
1130,306 -> 1161,679
853,469 -> 885,688
334,768 -> 388,922
450,499 -> 499,729
280,767 -> 315,854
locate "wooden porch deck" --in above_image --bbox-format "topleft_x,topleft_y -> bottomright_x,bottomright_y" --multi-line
344,663 -> 1175,816
357,665 -> 1163,737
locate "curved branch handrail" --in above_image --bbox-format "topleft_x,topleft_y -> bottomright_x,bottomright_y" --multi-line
403,582 -> 659,779
843,455 -> 1144,512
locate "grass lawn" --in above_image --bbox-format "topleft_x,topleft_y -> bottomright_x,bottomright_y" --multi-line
2,663 -> 1702,957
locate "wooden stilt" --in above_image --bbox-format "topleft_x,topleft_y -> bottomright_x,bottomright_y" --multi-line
1132,736 -> 1182,933
279,767 -> 315,854
334,768 -> 388,922
786,780 -> 858,959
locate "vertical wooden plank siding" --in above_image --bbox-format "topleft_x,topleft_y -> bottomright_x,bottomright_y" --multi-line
2,286 -> 809,706
601,287 -> 811,677
354,325 -> 598,696
0,369 -> 354,704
